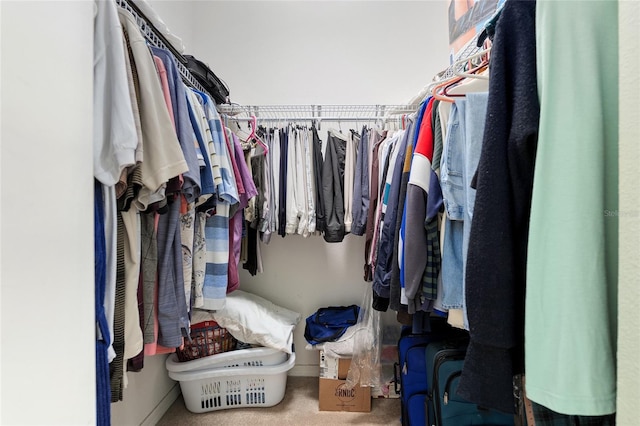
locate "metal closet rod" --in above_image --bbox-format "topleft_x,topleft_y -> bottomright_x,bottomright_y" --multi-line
218,104 -> 413,110
227,116 -> 396,122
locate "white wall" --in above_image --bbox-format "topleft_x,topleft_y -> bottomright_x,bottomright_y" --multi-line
0,1 -> 95,424
616,1 -> 640,423
191,1 -> 449,105
189,0 -> 450,372
110,355 -> 179,426
147,0 -> 196,52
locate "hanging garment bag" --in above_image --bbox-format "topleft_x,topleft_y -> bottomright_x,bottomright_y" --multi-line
425,340 -> 515,426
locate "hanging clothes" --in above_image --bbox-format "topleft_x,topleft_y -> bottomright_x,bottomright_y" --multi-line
438,93 -> 488,325
368,132 -> 397,279
186,89 -> 217,310
457,0 -> 539,414
155,191 -> 188,347
196,91 -> 239,310
285,127 -> 303,234
269,128 -> 281,238
93,0 -> 137,188
372,125 -> 411,312
94,0 -> 139,369
525,0 -> 618,416
343,130 -> 357,233
390,101 -> 428,312
94,180 -> 111,426
400,98 -> 436,314
278,128 -> 289,237
312,126 -> 326,235
229,130 -> 257,282
302,128 -> 317,236
94,2 -> 264,418
363,129 -> 387,280
110,213 -> 126,402
351,127 -> 370,236
150,47 -> 202,204
256,127 -> 273,241
322,129 -> 348,242
119,9 -> 188,212
114,7 -> 190,397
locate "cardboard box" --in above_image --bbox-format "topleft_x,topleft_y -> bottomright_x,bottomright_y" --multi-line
318,351 -> 372,412
319,378 -> 372,412
319,351 -> 351,380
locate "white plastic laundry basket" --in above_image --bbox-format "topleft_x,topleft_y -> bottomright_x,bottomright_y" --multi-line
167,352 -> 295,413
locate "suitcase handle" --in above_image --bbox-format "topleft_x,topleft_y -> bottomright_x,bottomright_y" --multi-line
393,362 -> 401,395
443,370 -> 462,404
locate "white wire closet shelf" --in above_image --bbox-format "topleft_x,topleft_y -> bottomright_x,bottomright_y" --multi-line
116,0 -> 210,96
407,4 -> 504,106
115,0 -> 498,121
216,104 -> 418,123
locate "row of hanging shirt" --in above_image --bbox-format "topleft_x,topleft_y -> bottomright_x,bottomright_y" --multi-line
94,0 -> 261,404
228,113 -> 451,319
369,72 -> 493,320
221,91 -> 494,327
225,120 -> 413,277
232,123 -> 369,243
388,0 -> 620,421
224,98 -> 489,325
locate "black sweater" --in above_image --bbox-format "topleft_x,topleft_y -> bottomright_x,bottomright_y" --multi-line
456,0 -> 540,414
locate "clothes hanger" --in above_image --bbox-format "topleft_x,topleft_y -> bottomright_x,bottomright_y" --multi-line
432,48 -> 491,102
441,45 -> 491,98
247,115 -> 269,155
454,62 -> 489,81
441,61 -> 489,98
452,47 -> 491,81
431,74 -> 463,102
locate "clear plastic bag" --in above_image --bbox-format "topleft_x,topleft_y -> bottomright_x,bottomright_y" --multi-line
345,286 -> 381,389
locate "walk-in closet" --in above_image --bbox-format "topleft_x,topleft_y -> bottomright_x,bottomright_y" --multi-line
1,1 -> 638,425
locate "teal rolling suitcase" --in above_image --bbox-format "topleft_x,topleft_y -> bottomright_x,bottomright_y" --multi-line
425,341 -> 515,426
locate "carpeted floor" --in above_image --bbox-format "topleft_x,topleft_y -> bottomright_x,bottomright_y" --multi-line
157,376 -> 402,425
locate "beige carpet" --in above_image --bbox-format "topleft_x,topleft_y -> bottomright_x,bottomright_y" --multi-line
157,376 -> 401,425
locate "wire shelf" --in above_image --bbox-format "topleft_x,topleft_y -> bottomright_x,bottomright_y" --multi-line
115,0 -> 209,96
216,104 -> 417,122
114,0 -> 501,122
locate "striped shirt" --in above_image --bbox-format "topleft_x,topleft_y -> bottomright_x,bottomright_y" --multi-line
198,92 -> 239,310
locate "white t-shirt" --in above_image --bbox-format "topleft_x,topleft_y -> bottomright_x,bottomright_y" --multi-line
93,0 -> 137,185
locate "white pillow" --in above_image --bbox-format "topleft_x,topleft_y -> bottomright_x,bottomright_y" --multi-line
197,290 -> 300,354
